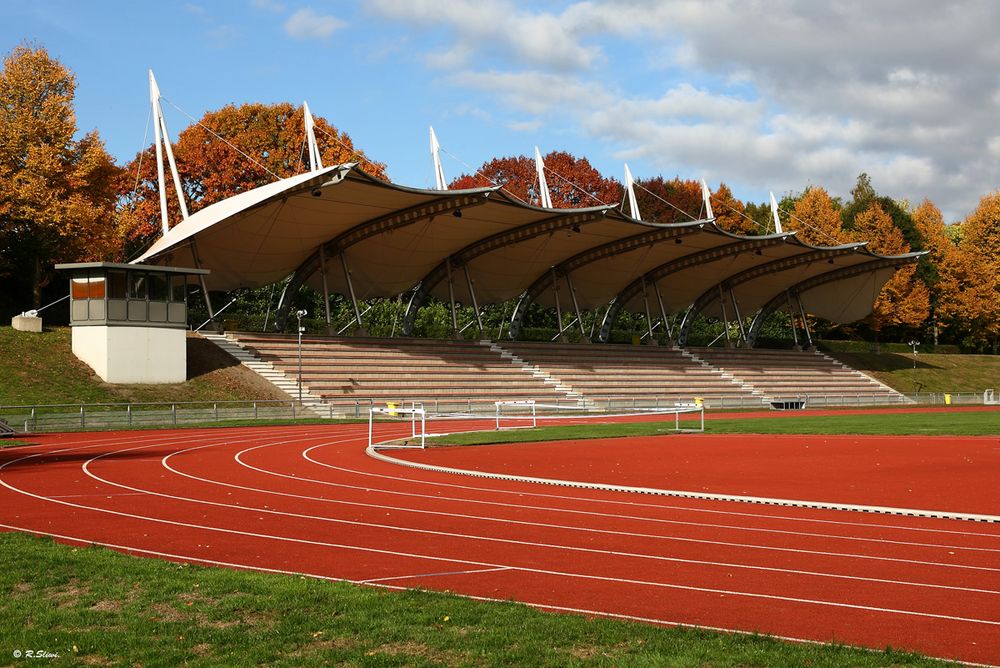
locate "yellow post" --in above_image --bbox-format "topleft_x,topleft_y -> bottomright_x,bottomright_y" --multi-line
944,394 -> 951,406
387,401 -> 398,417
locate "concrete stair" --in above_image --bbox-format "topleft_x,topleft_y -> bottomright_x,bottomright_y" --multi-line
201,333 -> 327,416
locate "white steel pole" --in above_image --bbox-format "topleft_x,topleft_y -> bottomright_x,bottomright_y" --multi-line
303,101 -> 323,171
624,164 -> 641,220
770,192 -> 783,234
149,71 -> 170,235
701,179 -> 715,220
430,127 -> 447,190
534,147 -> 553,208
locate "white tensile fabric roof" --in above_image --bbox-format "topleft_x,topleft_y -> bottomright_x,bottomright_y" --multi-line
134,163 -> 921,329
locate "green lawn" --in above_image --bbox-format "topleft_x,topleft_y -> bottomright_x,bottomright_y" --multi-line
0,533 -> 946,667
829,351 -> 1000,393
0,326 -> 284,407
427,410 -> 999,447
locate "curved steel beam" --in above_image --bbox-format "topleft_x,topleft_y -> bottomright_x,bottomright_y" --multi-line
744,254 -> 922,347
675,243 -> 867,347
597,234 -> 791,343
508,221 -> 706,339
275,191 -> 493,330
400,206 -> 614,335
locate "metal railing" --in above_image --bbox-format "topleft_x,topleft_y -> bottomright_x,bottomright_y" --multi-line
3,391 -> 994,434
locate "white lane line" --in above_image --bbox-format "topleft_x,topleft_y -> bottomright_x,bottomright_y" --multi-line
221,441 -> 1000,555
360,566 -> 512,584
49,492 -> 149,499
70,440 -> 1000,594
296,439 -> 1000,540
370,444 -> 1000,524
0,497 -> 996,630
7,521 -> 994,668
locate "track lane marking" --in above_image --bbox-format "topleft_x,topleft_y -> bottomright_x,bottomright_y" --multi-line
212,441 -> 1000,553
298,438 -> 1000,539
53,440 -> 1000,597
8,521 -> 956,666
360,566 -> 512,584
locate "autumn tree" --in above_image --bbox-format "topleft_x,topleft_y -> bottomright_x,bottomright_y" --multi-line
787,187 -> 845,246
118,102 -> 388,255
629,176 -> 702,224
841,172 -> 921,251
0,45 -> 121,312
710,183 -> 757,235
851,202 -> 929,334
911,199 -> 961,344
449,151 -> 621,209
945,192 -> 1000,351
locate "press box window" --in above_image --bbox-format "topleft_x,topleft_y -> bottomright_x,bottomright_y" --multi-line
128,273 -> 147,299
148,273 -> 168,301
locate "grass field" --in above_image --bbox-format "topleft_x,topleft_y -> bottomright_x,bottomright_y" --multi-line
0,327 -> 286,407
426,410 -> 1000,447
829,350 -> 1000,393
0,532 -> 946,667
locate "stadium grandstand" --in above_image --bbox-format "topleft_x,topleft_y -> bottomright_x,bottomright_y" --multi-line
68,72 -> 923,410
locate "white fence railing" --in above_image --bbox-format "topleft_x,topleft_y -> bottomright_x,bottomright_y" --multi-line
2,391 -> 995,434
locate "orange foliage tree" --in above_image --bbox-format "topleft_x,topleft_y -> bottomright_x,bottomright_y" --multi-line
851,202 -> 929,333
449,151 -> 621,209
911,199 -> 961,343
710,183 -> 757,235
787,187 -> 845,246
630,176 -> 702,224
944,192 -> 1000,351
0,45 -> 121,309
118,102 -> 387,255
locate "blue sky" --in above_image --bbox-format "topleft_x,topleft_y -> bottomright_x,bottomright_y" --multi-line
4,1 -> 999,222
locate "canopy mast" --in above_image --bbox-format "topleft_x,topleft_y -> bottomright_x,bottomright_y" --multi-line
534,146 -> 553,208
430,127 -> 447,190
148,70 -> 189,235
701,179 -> 715,220
303,101 -> 323,171
624,164 -> 641,220
770,192 -> 784,233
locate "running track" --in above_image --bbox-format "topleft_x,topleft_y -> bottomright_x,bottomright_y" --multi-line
1,414 -> 998,665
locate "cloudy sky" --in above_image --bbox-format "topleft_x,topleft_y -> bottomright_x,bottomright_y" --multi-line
3,0 -> 998,221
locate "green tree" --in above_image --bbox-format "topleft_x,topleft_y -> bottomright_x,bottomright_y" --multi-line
0,45 -> 121,312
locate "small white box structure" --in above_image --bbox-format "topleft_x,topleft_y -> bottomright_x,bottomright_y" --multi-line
11,314 -> 42,332
55,262 -> 209,384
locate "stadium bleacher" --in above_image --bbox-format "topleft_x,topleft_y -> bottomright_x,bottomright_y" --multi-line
220,333 -> 906,411
687,346 -> 905,404
501,341 -> 750,406
232,333 -> 572,410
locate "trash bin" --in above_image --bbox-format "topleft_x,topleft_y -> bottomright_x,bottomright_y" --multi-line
694,397 -> 703,407
944,393 -> 951,405
387,401 -> 398,417
631,335 -> 641,345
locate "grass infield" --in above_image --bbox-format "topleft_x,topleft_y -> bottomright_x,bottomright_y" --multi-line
0,532 -> 947,667
426,410 -> 1000,447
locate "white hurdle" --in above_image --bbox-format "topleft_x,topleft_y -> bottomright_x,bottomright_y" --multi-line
495,400 -> 537,430
368,404 -> 427,449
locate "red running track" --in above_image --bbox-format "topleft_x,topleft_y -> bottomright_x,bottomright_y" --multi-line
1,420 -> 999,665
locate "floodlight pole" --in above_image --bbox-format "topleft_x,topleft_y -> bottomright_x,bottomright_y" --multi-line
908,339 -> 920,393
296,310 -> 307,403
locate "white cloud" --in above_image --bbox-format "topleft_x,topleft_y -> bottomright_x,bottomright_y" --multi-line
284,8 -> 345,41
250,0 -> 285,12
507,119 -> 543,132
370,0 -> 1000,221
367,0 -> 597,70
